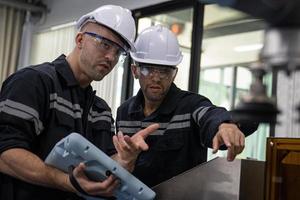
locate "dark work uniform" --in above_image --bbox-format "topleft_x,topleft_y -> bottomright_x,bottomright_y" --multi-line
116,83 -> 257,187
0,55 -> 116,200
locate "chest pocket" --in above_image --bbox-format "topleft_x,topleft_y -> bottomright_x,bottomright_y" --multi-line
137,132 -> 187,184
152,133 -> 185,151
54,110 -> 76,132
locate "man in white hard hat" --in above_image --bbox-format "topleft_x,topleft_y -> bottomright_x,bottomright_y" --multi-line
116,25 -> 258,187
0,5 -> 158,200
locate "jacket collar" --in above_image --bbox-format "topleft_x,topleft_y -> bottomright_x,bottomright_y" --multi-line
158,83 -> 182,115
53,54 -> 79,87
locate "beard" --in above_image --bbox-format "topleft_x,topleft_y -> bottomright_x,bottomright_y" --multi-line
80,51 -> 111,81
91,68 -> 107,81
143,85 -> 167,103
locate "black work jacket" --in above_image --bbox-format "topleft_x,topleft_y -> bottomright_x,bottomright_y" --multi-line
116,83 -> 257,187
0,55 -> 115,200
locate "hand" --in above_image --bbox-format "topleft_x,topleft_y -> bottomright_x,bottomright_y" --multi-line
212,123 -> 245,161
72,162 -> 119,197
112,123 -> 159,171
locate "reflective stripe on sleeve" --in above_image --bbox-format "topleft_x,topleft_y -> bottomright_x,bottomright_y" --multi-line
192,106 -> 210,123
0,99 -> 44,135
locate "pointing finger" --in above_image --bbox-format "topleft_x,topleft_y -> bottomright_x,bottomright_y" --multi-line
136,123 -> 159,139
212,135 -> 220,154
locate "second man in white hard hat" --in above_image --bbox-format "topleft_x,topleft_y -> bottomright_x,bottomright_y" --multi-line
116,25 -> 258,187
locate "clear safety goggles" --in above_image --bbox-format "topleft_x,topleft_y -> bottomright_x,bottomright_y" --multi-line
83,31 -> 129,59
138,63 -> 177,80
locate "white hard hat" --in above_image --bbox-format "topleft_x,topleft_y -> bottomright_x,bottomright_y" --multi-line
130,25 -> 183,66
76,5 -> 136,51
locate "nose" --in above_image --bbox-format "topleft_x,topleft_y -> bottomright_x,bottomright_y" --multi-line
150,70 -> 162,81
104,49 -> 118,62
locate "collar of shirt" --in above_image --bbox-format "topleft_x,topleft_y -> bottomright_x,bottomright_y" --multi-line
128,83 -> 183,117
52,55 -> 108,110
53,54 -> 80,87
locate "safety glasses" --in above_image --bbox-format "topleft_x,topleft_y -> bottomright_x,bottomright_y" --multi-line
138,63 -> 177,80
83,32 -> 129,58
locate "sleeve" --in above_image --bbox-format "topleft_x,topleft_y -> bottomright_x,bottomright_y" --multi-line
191,95 -> 232,148
0,69 -> 47,154
191,95 -> 258,149
235,120 -> 259,137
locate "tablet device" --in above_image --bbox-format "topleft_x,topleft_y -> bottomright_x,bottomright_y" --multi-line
45,132 -> 156,200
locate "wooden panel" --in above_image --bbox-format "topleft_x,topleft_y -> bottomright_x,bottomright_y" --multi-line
265,138 -> 300,200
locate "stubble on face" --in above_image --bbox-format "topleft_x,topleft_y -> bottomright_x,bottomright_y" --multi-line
79,49 -> 111,81
139,77 -> 171,104
78,23 -> 121,82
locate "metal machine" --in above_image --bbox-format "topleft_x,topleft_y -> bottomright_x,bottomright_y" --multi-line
202,0 -> 300,124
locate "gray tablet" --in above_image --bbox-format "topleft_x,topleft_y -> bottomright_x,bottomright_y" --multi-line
45,132 -> 156,200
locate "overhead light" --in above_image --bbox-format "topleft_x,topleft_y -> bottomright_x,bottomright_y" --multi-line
234,43 -> 263,52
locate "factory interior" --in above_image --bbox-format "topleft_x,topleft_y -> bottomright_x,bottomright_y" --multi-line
0,0 -> 299,199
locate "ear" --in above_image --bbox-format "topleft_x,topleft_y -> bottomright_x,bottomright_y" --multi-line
172,68 -> 178,82
75,32 -> 84,49
131,64 -> 139,79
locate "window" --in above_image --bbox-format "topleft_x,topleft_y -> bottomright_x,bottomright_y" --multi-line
200,5 -> 269,161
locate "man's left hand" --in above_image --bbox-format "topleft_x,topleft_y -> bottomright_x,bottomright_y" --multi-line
212,123 -> 245,161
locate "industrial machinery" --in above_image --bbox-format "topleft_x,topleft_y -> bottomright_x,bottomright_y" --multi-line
203,0 -> 300,124
189,1 -> 300,200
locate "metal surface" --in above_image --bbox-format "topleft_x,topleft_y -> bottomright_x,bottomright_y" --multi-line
261,28 -> 300,73
232,101 -> 278,124
298,104 -> 300,122
152,157 -> 265,200
231,64 -> 279,124
200,0 -> 300,125
239,159 -> 265,200
153,157 -> 241,200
